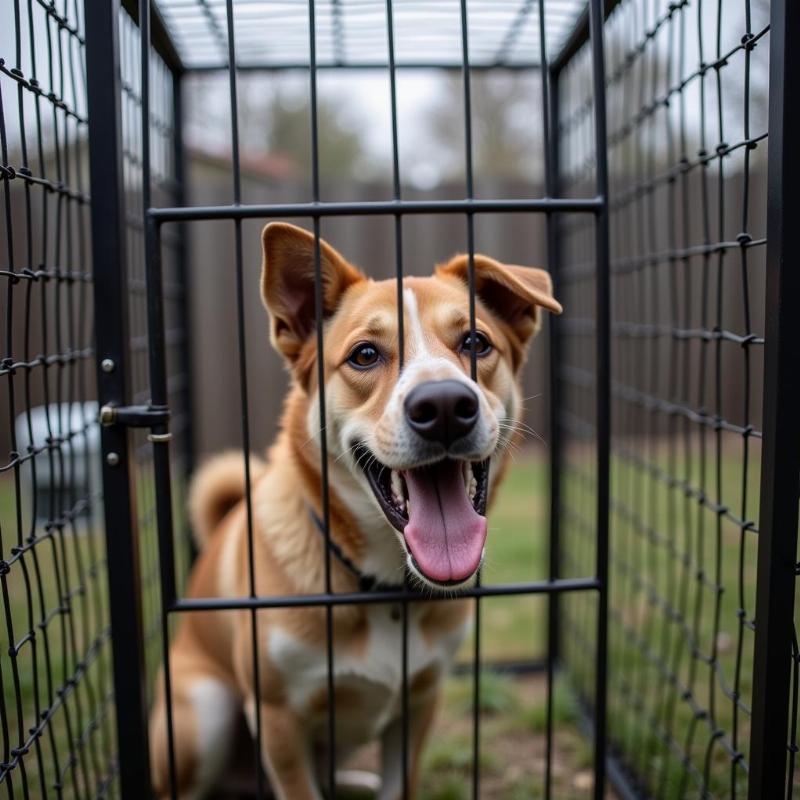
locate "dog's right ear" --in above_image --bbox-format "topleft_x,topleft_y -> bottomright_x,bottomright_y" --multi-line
261,222 -> 365,365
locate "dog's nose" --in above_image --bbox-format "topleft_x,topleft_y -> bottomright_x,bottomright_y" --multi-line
404,380 -> 479,447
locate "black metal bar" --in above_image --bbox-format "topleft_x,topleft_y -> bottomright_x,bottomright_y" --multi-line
383,1 -> 410,796
170,577 -> 601,612
172,72 -> 195,481
748,1 -> 800,797
84,0 -> 151,795
143,62 -> 178,618
455,3 -> 482,796
221,2 -> 267,796
149,222 -> 180,800
140,3 -> 182,796
304,2 -> 338,796
185,60 -> 544,73
588,1 -> 611,798
150,197 -> 603,223
542,12 -> 562,798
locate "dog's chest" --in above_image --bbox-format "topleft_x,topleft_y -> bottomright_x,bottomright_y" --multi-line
267,603 -> 467,734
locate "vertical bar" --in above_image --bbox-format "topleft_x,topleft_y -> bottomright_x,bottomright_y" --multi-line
84,0 -> 151,795
139,3 -> 181,796
150,223 -> 180,800
748,1 -> 800,797
141,0 -> 177,613
542,2 -> 561,793
588,1 -> 611,798
457,4 -> 481,799
384,2 -> 409,798
306,3 -> 337,798
222,2 -> 266,797
172,71 -> 195,483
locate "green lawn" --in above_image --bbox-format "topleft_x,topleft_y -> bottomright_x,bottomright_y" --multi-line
0,476 -> 118,797
559,441 -> 764,800
459,454 -> 550,664
1,444 -> 778,799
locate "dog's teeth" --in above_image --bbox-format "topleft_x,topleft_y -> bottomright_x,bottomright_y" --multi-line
464,462 -> 478,494
391,470 -> 404,509
406,498 -> 411,516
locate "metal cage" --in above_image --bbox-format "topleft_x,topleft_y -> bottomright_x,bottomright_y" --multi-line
1,1 -> 797,799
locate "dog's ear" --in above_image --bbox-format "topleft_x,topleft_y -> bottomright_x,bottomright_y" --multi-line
437,254 -> 562,347
261,222 -> 366,364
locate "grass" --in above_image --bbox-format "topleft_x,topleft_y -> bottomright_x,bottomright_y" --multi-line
445,668 -> 520,717
0,475 -> 117,796
457,455 -> 550,664
415,671 -> 597,799
0,443 -> 777,799
559,440 -> 764,800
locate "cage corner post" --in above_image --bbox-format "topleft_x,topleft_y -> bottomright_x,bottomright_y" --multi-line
747,0 -> 800,798
545,37 -> 564,800
84,0 -> 153,795
546,55 -> 563,678
588,0 -> 612,798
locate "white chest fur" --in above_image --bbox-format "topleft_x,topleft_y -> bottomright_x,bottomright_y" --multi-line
267,603 -> 468,744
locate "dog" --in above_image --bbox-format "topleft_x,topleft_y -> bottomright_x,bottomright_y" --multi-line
149,222 -> 561,799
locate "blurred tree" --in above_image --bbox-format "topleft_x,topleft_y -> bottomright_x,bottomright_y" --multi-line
424,72 -> 544,183
187,75 -> 369,181
259,85 -> 365,180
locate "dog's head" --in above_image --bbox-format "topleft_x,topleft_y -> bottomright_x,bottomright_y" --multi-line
261,222 -> 561,590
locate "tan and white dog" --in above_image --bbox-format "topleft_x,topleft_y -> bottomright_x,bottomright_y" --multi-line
149,222 -> 561,799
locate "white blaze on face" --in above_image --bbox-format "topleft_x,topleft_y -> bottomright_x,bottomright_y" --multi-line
402,287 -> 431,360
373,287 -> 499,464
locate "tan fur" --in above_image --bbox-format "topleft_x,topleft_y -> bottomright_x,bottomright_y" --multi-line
187,451 -> 267,550
149,223 -> 560,799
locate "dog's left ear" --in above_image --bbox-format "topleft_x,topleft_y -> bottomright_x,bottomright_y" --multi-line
437,254 -> 562,346
261,222 -> 366,365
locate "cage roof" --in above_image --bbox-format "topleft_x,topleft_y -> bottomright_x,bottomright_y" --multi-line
153,0 -> 590,71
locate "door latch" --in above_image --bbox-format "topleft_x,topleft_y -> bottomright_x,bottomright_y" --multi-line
99,404 -> 171,442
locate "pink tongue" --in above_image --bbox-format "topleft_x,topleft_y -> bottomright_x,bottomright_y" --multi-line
402,461 -> 487,584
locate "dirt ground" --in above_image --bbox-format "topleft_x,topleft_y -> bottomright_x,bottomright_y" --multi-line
211,672 -> 616,800
343,672 -> 617,800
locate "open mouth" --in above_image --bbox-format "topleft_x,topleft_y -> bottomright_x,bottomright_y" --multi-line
355,446 -> 489,587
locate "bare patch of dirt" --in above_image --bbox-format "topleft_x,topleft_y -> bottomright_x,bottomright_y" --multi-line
343,672 -> 618,800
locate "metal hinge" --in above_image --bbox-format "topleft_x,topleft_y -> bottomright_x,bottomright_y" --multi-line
99,403 -> 170,429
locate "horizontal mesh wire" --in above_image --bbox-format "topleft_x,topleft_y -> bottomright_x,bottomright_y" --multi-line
0,0 -> 119,797
154,0 -> 589,69
557,1 -> 770,798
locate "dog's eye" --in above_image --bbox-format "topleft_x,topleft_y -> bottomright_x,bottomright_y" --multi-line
460,331 -> 492,357
347,343 -> 381,369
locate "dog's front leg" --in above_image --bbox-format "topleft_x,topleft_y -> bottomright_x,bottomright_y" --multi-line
378,684 -> 439,800
246,698 -> 323,800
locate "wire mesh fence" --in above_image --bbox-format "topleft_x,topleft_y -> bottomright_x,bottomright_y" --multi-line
0,0 -> 119,796
556,1 -> 780,798
2,0 -> 799,799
